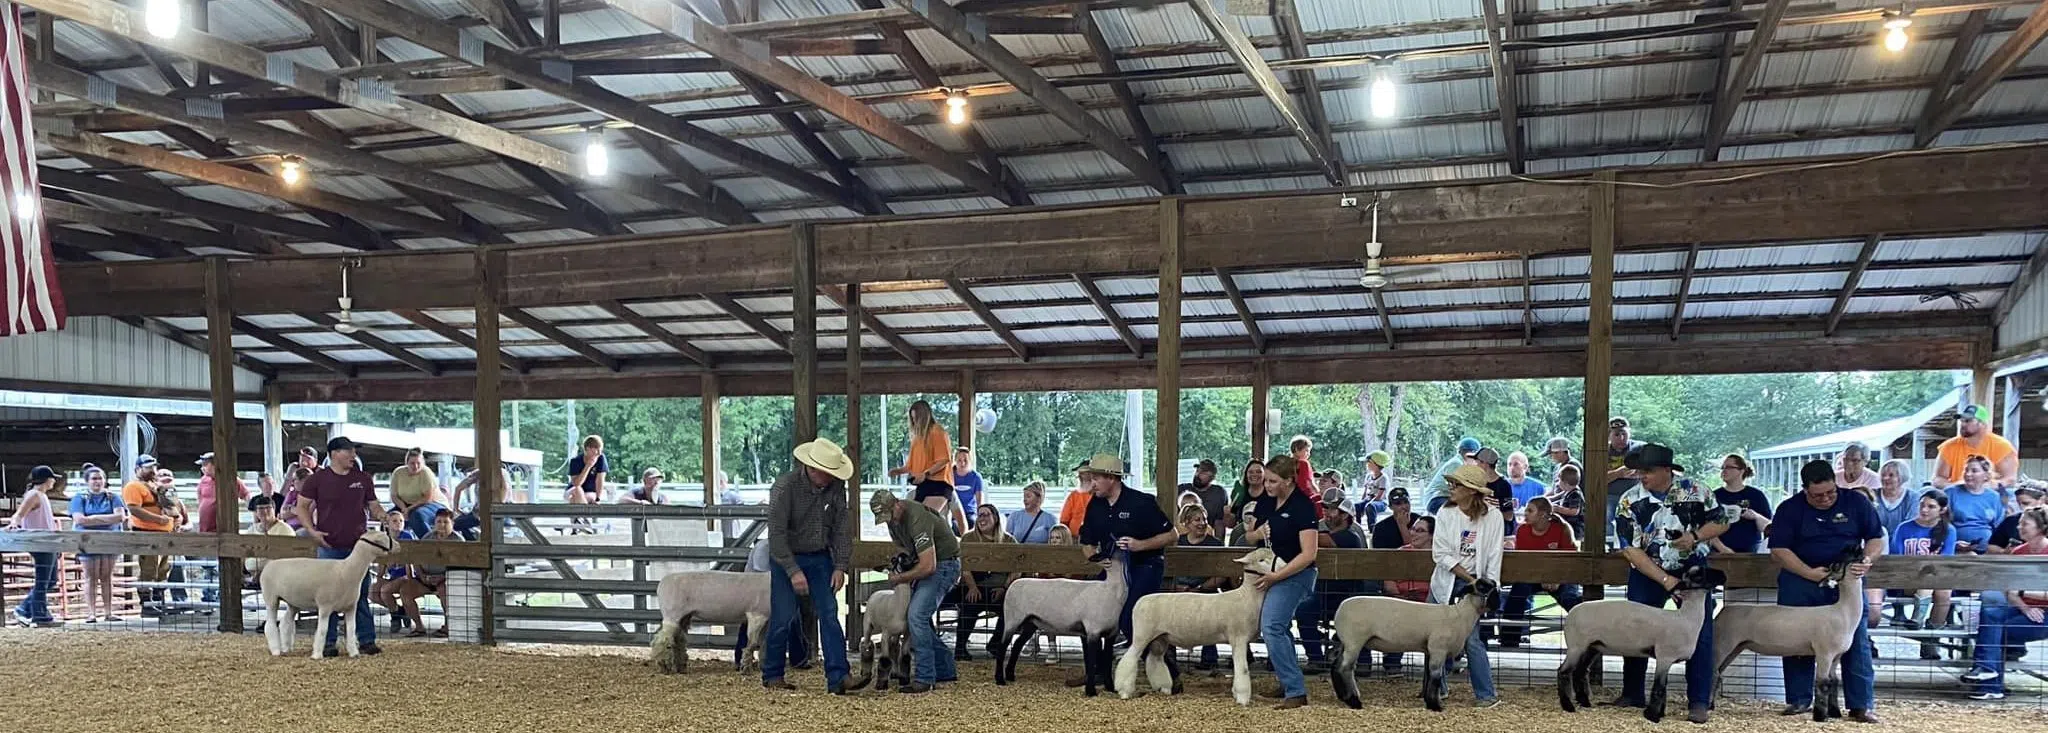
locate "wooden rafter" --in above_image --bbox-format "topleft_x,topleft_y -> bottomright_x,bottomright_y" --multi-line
1701,0 -> 1793,161
1823,234 -> 1884,336
503,308 -> 623,371
618,128 -> 759,225
502,158 -> 629,236
41,199 -> 250,253
595,300 -> 714,367
1213,267 -> 1265,353
1075,4 -> 1178,193
234,318 -> 357,377
1915,1 -> 2048,148
1073,274 -> 1142,358
948,278 -> 1030,361
703,294 -> 791,353
1668,242 -> 1701,340
1993,235 -> 2048,328
39,167 -> 325,249
1520,252 -> 1534,345
1371,289 -> 1396,349
818,285 -> 920,364
279,0 -> 360,65
861,0 -> 1030,206
1479,0 -> 1523,173
1186,0 -> 1341,185
155,124 -> 406,252
1915,9 -> 1989,147
297,311 -> 443,375
458,0 -> 541,47
390,308 -> 532,373
113,315 -> 278,379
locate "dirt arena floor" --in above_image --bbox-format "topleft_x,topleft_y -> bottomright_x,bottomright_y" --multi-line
1,630 -> 2039,732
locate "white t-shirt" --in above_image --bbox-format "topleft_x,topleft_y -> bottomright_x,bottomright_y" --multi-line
1430,503 -> 1504,604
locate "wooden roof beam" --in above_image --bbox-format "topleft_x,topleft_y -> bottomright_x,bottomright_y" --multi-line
389,308 -> 533,373
1186,0 -> 1342,185
458,0 -> 542,47
1992,234 -> 2048,328
863,0 -> 1032,206
1915,1 -> 2048,148
1371,289 -> 1396,349
502,158 -> 630,235
1479,0 -> 1524,173
595,300 -> 715,367
818,285 -> 920,364
1668,242 -> 1701,340
1823,234 -> 1883,336
1074,4 -> 1178,194
41,199 -> 253,253
1701,0 -> 1792,161
946,278 -> 1030,361
1213,267 -> 1265,353
153,124 -> 408,252
503,308 -> 623,371
730,77 -> 889,215
234,318 -> 357,377
703,293 -> 791,353
1073,274 -> 1143,358
296,311 -> 443,375
37,166 -> 317,250
618,129 -> 759,225
894,0 -> 1170,193
1914,9 -> 1989,147
113,316 -> 279,379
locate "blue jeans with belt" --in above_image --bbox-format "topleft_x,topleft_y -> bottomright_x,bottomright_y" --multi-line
1620,570 -> 1716,707
1260,566 -> 1318,699
762,551 -> 849,687
1431,579 -> 1497,702
15,552 -> 55,623
1118,556 -> 1166,643
1778,572 -> 1874,710
317,545 -> 376,649
907,557 -> 963,685
1969,602 -> 2048,695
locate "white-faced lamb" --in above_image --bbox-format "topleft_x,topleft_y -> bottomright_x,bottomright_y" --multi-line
650,570 -> 771,674
993,541 -> 1127,696
1114,547 -> 1280,706
1328,578 -> 1499,712
1712,547 -> 1868,722
259,530 -> 398,659
845,552 -> 917,692
1558,564 -> 1726,722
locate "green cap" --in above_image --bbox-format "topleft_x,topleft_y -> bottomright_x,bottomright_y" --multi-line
1365,450 -> 1391,468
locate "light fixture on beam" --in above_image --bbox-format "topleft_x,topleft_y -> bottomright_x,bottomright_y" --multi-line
1880,9 -> 1912,53
278,155 -> 306,186
583,128 -> 609,178
144,0 -> 181,38
1369,63 -> 1399,120
944,89 -> 970,126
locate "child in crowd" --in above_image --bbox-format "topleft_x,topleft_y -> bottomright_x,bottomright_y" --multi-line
371,509 -> 418,633
243,495 -> 298,585
398,509 -> 464,637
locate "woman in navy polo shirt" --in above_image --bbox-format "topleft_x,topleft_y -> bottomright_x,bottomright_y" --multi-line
1243,455 -> 1320,709
1767,460 -> 1886,723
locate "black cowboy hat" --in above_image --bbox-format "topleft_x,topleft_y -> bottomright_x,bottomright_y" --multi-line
1623,442 -> 1683,473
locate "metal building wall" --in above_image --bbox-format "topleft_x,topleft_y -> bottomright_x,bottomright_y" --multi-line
0,317 -> 263,396
2000,271 -> 2048,352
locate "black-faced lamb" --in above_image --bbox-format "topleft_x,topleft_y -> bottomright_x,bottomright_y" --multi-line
1114,547 -> 1280,706
1329,578 -> 1499,712
1557,564 -> 1726,722
1712,547 -> 1867,722
993,542 -> 1126,697
650,570 -> 770,674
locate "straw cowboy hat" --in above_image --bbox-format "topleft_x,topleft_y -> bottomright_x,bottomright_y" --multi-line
793,438 -> 855,481
1079,453 -> 1126,478
1446,464 -> 1492,491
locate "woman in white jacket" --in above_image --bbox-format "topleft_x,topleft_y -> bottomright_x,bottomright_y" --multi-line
1432,464 -> 1504,708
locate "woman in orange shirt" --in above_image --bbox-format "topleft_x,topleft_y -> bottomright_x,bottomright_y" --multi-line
890,400 -> 965,533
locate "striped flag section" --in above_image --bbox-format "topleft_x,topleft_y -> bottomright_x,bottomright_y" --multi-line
0,3 -> 62,337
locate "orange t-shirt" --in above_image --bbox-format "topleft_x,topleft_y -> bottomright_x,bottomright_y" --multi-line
906,426 -> 953,486
1936,433 -> 2016,483
122,480 -> 173,532
1059,490 -> 1091,536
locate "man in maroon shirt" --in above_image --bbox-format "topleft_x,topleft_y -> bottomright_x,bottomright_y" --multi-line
294,436 -> 387,656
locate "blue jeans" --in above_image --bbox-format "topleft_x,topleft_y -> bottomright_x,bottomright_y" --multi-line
907,558 -> 962,684
762,551 -> 849,687
317,546 -> 376,649
1119,557 -> 1166,643
15,552 -> 55,622
1779,573 -> 1874,710
1431,580 -> 1497,702
1500,582 -> 1585,644
1970,602 -> 2048,694
1621,570 -> 1716,707
1260,566 -> 1318,699
401,502 -> 447,538
737,611 -> 809,668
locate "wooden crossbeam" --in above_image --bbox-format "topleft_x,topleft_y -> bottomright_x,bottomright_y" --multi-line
1186,0 -> 1341,185
1993,235 -> 2048,328
596,300 -> 714,367
40,199 -> 251,253
296,311 -> 442,375
1668,242 -> 1701,340
730,77 -> 889,215
1915,10 -> 1989,147
1915,1 -> 2048,148
861,0 -> 1030,206
233,318 -> 357,377
391,308 -> 532,373
502,158 -> 629,235
1213,267 -> 1265,353
504,308 -> 622,371
458,0 -> 541,47
1520,252 -> 1535,345
1073,274 -> 1142,358
279,0 -> 361,65
1823,234 -> 1884,336
617,128 -> 758,225
1371,289 -> 1396,349
947,279 -> 1030,361
40,166 -> 333,247
114,315 -> 278,379
1479,0 -> 1524,173
1701,0 -> 1793,160
818,285 -> 919,364
1075,4 -> 1178,193
703,294 -> 791,353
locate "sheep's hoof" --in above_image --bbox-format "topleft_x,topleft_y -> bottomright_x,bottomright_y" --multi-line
1342,696 -> 1362,710
1644,707 -> 1664,723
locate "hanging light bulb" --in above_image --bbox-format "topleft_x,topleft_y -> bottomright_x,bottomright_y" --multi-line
1880,12 -> 1912,53
278,155 -> 305,186
583,130 -> 609,178
944,89 -> 970,126
1369,63 -> 1399,120
143,0 -> 181,39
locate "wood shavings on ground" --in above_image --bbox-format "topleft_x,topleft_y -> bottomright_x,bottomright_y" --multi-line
0,629 -> 2038,733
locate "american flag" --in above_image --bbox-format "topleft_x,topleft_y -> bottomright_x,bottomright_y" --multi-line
0,4 -> 61,337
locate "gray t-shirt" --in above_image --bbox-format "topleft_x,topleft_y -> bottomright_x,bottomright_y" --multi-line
745,537 -> 773,573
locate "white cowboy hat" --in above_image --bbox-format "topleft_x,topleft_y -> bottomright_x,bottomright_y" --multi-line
793,438 -> 855,481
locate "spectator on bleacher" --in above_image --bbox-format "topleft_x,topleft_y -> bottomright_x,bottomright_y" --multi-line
1286,436 -> 1321,508
1834,443 -> 1880,501
1543,437 -> 1576,478
891,400 -> 961,533
122,458 -> 175,616
1770,460 -> 1884,723
1177,459 -> 1229,536
389,447 -> 446,538
565,435 -> 609,510
1059,458 -> 1092,538
450,464 -> 513,540
1947,455 -> 2007,554
952,447 -> 984,522
1224,459 -> 1266,543
1358,450 -> 1392,528
1543,462 -> 1587,539
1603,417 -> 1648,549
1360,490 -> 1421,675
1934,404 -> 2019,487
718,471 -> 745,542
620,467 -> 671,505
1708,454 -> 1772,555
1173,504 -> 1229,672
1005,481 -> 1058,544
1421,437 -> 1482,516
1872,459 -> 1926,545
1611,443 -> 1728,723
70,465 -> 126,623
1470,447 -> 1516,535
280,446 -> 319,530
1890,491 -> 1956,659
1505,452 -> 1547,510
1499,496 -> 1584,648
371,508 -> 419,634
1961,506 -> 2048,700
243,494 -> 295,585
397,509 -> 463,638
763,438 -> 855,693
298,436 -> 385,656
952,503 -> 1011,661
194,452 -> 249,535
739,536 -> 813,670
8,466 -> 61,627
249,472 -> 285,521
1986,483 -> 2044,553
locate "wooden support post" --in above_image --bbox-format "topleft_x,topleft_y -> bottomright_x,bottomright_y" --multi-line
701,373 -> 722,532
544,0 -> 560,47
843,282 -> 864,651
1250,360 -> 1270,462
1971,367 -> 1994,409
205,257 -> 242,631
1581,174 -> 1616,558
262,383 -> 284,480
1156,197 -> 1183,510
957,369 -> 977,453
792,223 -> 818,443
2003,376 -> 2022,452
473,248 -> 502,645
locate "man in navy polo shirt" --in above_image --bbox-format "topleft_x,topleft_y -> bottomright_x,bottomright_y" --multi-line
1768,460 -> 1885,724
1075,454 -> 1175,649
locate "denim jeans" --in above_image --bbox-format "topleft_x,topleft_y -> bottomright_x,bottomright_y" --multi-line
907,558 -> 963,684
401,502 -> 447,538
1118,557 -> 1166,643
1431,580 -> 1496,702
1779,573 -> 1874,710
1620,570 -> 1716,707
738,607 -> 811,668
1500,582 -> 1584,644
762,551 -> 848,687
1969,602 -> 2048,694
317,545 -> 376,649
15,552 -> 55,622
1260,566 -> 1318,699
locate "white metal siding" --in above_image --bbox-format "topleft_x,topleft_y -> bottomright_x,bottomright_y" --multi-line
0,317 -> 263,395
1998,254 -> 2048,351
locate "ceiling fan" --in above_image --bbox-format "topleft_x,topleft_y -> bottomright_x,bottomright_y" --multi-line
330,257 -> 378,334
1293,192 -> 1441,290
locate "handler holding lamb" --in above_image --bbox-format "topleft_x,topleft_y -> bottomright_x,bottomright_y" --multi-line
1609,443 -> 1731,723
1765,460 -> 1885,723
1075,455 -> 1177,659
762,438 -> 856,694
871,488 -> 962,693
295,436 -> 389,657
1240,455 -> 1321,709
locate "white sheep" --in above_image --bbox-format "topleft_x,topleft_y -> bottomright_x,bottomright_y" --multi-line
846,552 -> 917,692
1114,547 -> 1280,706
1329,579 -> 1500,712
260,530 -> 398,659
1558,565 -> 1726,722
1712,548 -> 1867,722
650,570 -> 771,674
993,543 -> 1128,697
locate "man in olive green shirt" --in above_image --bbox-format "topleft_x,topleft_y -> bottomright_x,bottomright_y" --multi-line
872,490 -> 961,692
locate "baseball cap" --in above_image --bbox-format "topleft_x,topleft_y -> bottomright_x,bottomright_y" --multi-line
299,446 -> 319,459
135,454 -> 158,469
326,436 -> 358,452
1610,416 -> 1630,429
1959,404 -> 1991,423
1545,437 -> 1570,454
1365,450 -> 1391,468
28,465 -> 56,484
1473,447 -> 1500,468
1388,487 -> 1410,504
196,452 -> 214,465
868,490 -> 898,524
642,467 -> 665,480
1456,437 -> 1482,455
2013,483 -> 2045,500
